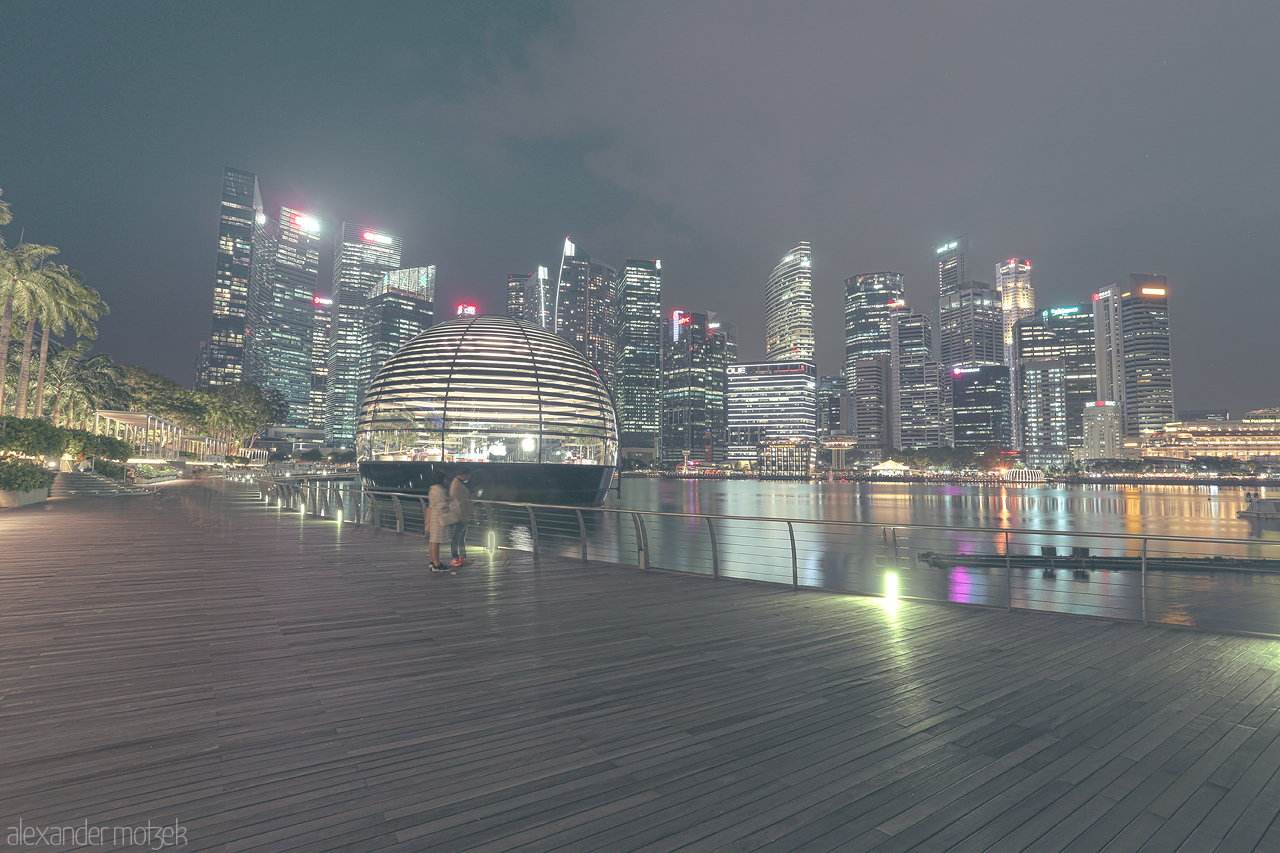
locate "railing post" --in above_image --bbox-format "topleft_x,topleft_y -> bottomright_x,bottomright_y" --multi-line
892,528 -> 900,560
418,497 -> 429,540
788,521 -> 799,590
526,505 -> 539,558
707,516 -> 720,580
370,495 -> 381,530
575,509 -> 588,563
393,495 -> 404,534
631,512 -> 647,570
1005,531 -> 1012,611
1141,538 -> 1148,626
354,492 -> 364,527
637,513 -> 650,570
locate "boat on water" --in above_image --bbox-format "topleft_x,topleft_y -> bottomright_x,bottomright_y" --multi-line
1239,493 -> 1280,521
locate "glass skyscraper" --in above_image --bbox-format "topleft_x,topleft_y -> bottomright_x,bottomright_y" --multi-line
204,167 -> 260,387
765,242 -> 815,362
361,266 -> 435,398
326,224 -> 402,448
726,360 -> 818,463
1013,303 -> 1096,456
245,207 -> 321,428
310,295 -> 332,431
661,311 -> 729,464
1095,275 -> 1175,435
843,272 -> 905,377
996,258 -> 1034,366
951,364 -> 1012,450
505,273 -> 532,321
553,238 -> 616,385
614,259 -> 662,456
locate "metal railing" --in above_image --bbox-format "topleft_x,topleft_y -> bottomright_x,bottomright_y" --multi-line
253,477 -> 1280,638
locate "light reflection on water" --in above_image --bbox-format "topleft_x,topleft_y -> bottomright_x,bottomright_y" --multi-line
584,479 -> 1280,635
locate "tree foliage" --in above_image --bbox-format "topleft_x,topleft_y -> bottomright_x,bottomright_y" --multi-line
0,455 -> 57,492
120,365 -> 289,448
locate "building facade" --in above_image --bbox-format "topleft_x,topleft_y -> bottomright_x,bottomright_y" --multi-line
245,207 -> 321,428
1018,358 -> 1068,468
951,364 -> 1012,451
940,284 -> 1003,368
849,356 -> 890,460
614,260 -> 663,458
204,167 -> 260,388
554,239 -> 616,384
1094,275 -> 1175,435
843,272 -> 905,380
726,360 -> 818,465
361,266 -> 435,397
505,273 -> 532,321
996,258 -> 1034,366
890,312 -> 948,450
661,312 -> 729,464
326,224 -> 402,448
765,242 -> 815,362
818,375 -> 848,437
1082,401 -> 1125,459
309,296 -> 332,432
1013,303 -> 1096,457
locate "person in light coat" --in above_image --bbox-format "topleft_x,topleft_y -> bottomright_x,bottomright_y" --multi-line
426,470 -> 451,572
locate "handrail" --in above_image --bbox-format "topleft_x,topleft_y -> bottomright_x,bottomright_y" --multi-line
253,477 -> 1277,550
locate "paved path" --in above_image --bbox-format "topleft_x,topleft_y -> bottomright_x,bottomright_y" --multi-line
2,479 -> 1280,851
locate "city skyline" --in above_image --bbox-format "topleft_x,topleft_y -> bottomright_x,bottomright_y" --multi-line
2,3 -> 1277,416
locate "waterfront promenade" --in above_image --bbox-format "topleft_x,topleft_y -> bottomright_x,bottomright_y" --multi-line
3,480 -> 1280,851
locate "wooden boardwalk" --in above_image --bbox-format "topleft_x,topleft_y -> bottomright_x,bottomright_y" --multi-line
2,479 -> 1280,852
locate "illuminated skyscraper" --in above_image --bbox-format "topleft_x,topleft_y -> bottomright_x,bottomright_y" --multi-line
890,312 -> 948,450
843,272 -> 905,379
310,295 -> 332,431
996,258 -> 1034,366
951,364 -> 1012,450
505,273 -> 532,321
553,238 -> 616,384
326,224 -> 402,448
1094,275 -> 1175,435
939,284 -> 1002,367
204,167 -> 260,387
661,311 -> 729,464
726,361 -> 818,463
765,242 -> 815,362
245,207 -> 321,428
361,266 -> 435,398
526,266 -> 553,329
1013,303 -> 1096,458
936,237 -> 968,298
614,259 -> 662,458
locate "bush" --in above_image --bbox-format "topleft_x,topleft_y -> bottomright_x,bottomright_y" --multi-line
64,429 -> 134,461
95,459 -> 127,480
0,416 -> 69,458
0,455 -> 58,492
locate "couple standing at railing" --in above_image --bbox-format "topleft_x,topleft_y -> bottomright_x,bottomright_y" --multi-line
427,470 -> 473,573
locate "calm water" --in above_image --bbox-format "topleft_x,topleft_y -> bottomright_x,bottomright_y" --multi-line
567,479 -> 1280,635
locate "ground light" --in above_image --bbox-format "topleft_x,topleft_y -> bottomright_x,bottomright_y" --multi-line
487,530 -> 496,552
885,571 -> 899,601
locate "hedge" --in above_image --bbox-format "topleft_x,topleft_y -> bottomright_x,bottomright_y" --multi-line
0,417 -> 134,461
0,455 -> 58,492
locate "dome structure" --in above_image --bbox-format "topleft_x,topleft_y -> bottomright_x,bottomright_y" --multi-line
356,316 -> 618,505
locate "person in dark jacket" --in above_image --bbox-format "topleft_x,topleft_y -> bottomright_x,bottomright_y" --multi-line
448,470 -> 474,566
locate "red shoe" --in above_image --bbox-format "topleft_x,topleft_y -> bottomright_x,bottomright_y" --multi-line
450,557 -> 464,567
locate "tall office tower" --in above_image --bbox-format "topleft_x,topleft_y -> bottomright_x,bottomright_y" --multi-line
525,266 -> 553,328
765,242 -> 815,362
890,312 -> 949,449
553,239 -> 616,383
951,364 -> 1012,450
726,361 -> 819,464
204,167 -> 260,387
996,258 -> 1035,366
660,311 -> 729,464
505,273 -> 532,320
1013,304 -> 1096,455
939,284 -> 1003,367
843,272 -> 906,381
1018,359 -> 1067,468
326,224 -> 402,448
1094,276 -> 1175,435
1082,400 -> 1124,459
614,259 -> 662,458
818,376 -> 847,437
850,355 -> 890,459
309,296 -> 332,431
709,315 -> 737,362
361,266 -> 435,396
936,237 -> 968,298
245,207 -> 321,428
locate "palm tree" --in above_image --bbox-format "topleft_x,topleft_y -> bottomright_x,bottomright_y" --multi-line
44,344 -> 127,429
0,187 -> 11,227
0,242 -> 60,415
32,266 -> 106,419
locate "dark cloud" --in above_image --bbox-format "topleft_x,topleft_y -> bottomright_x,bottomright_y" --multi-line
1,0 -> 1276,413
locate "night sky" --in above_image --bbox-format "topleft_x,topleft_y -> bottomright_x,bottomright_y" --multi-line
2,1 -> 1277,414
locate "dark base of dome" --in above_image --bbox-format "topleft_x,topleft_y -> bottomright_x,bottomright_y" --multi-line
359,461 -> 615,507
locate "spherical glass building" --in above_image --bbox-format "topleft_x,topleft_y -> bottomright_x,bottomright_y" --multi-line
356,316 -> 618,505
